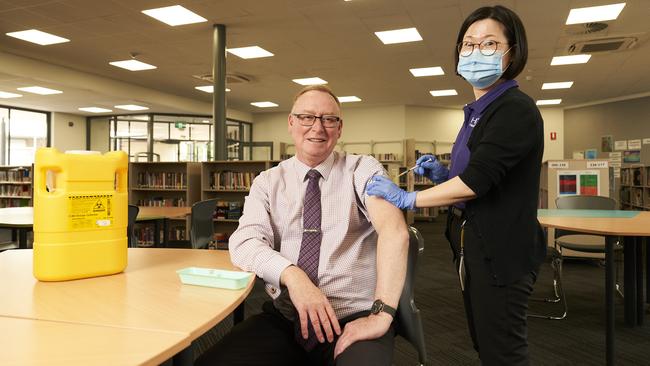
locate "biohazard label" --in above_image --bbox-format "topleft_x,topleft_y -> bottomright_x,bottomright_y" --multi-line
67,194 -> 114,230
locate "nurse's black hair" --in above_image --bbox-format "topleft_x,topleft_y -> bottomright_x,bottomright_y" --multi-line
454,5 -> 528,80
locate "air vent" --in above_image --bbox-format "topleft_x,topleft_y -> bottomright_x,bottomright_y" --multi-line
565,22 -> 608,36
192,73 -> 252,84
568,36 -> 637,54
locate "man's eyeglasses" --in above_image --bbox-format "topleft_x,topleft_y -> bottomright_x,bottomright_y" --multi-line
292,113 -> 341,128
457,40 -> 507,57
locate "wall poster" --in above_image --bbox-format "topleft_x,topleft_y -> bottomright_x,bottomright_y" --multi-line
623,150 -> 641,163
601,135 -> 614,152
557,170 -> 600,196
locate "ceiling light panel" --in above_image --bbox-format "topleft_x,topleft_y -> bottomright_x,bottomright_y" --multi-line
0,91 -> 22,98
536,99 -> 562,105
550,54 -> 591,65
338,96 -> 361,103
375,27 -> 422,45
409,67 -> 444,77
142,5 -> 207,26
115,104 -> 149,111
292,77 -> 328,86
79,107 -> 112,113
17,86 -> 62,95
195,86 -> 230,93
430,89 -> 457,97
109,60 -> 157,71
6,29 -> 69,45
226,46 -> 274,59
566,3 -> 626,25
251,101 -> 278,108
542,82 -> 574,90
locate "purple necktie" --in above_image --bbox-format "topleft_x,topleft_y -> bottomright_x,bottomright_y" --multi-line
295,169 -> 322,351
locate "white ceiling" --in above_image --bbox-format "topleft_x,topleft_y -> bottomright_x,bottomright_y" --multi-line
0,0 -> 649,116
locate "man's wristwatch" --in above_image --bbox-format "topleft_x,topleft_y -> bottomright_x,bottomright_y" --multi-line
370,299 -> 396,318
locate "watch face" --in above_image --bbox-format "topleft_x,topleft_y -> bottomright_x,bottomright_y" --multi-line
371,299 -> 382,314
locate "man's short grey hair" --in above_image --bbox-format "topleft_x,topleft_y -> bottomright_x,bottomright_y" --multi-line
292,85 -> 341,109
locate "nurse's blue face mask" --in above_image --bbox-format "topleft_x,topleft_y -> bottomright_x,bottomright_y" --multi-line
456,40 -> 513,90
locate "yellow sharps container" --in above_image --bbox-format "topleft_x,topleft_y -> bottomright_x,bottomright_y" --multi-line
33,148 -> 129,281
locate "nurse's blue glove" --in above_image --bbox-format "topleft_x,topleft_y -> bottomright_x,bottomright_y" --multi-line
366,175 -> 417,210
414,155 -> 449,184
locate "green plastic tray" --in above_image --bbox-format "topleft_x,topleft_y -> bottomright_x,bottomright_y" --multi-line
176,267 -> 252,290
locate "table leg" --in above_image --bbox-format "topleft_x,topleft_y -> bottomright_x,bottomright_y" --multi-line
646,237 -> 650,307
606,235 -> 615,366
624,237 -> 637,326
636,237 -> 644,325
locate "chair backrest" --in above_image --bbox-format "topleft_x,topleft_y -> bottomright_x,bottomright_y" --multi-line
127,205 -> 139,248
396,226 -> 427,365
554,195 -> 616,239
190,199 -> 219,249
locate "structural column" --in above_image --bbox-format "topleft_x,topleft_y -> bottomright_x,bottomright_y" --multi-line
212,24 -> 227,161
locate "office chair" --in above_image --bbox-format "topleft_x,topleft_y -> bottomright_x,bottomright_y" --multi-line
530,195 -> 619,320
127,205 -> 139,248
395,226 -> 427,366
190,199 -> 219,249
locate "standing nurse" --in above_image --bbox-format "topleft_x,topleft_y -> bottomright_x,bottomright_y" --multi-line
367,5 -> 546,365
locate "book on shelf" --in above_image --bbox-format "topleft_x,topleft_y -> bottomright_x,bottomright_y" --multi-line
210,171 -> 258,190
137,197 -> 186,207
136,172 -> 186,189
0,185 -> 31,196
134,226 -> 156,247
214,200 -> 243,220
372,153 -> 400,162
415,150 -> 451,164
0,198 -> 31,208
0,167 -> 31,182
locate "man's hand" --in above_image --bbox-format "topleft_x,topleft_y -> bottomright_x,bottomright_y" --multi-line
282,266 -> 341,343
333,313 -> 393,359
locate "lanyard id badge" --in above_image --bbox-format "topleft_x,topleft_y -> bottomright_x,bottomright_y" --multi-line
458,219 -> 467,292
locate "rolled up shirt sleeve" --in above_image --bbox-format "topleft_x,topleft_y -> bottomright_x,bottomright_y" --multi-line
228,171 -> 293,289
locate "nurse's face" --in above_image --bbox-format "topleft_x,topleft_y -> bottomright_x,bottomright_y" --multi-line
462,18 -> 512,72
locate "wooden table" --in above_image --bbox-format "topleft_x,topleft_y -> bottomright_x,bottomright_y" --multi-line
0,317 -> 190,366
538,209 -> 650,366
0,207 -> 33,249
0,248 -> 254,365
0,206 -> 192,248
137,206 -> 191,220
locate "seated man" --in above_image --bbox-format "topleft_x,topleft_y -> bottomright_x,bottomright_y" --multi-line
195,85 -> 408,366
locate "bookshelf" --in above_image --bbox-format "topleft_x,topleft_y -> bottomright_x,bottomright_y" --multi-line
620,165 -> 650,210
411,140 -> 452,221
0,166 -> 32,208
129,162 -> 201,246
201,160 -> 278,249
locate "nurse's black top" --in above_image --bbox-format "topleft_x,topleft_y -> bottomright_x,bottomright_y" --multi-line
457,86 -> 546,286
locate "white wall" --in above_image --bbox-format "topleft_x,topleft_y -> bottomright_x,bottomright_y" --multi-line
539,108 -> 564,162
90,117 -> 110,153
253,104 -> 565,161
405,106 -> 463,155
51,112 -> 86,152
